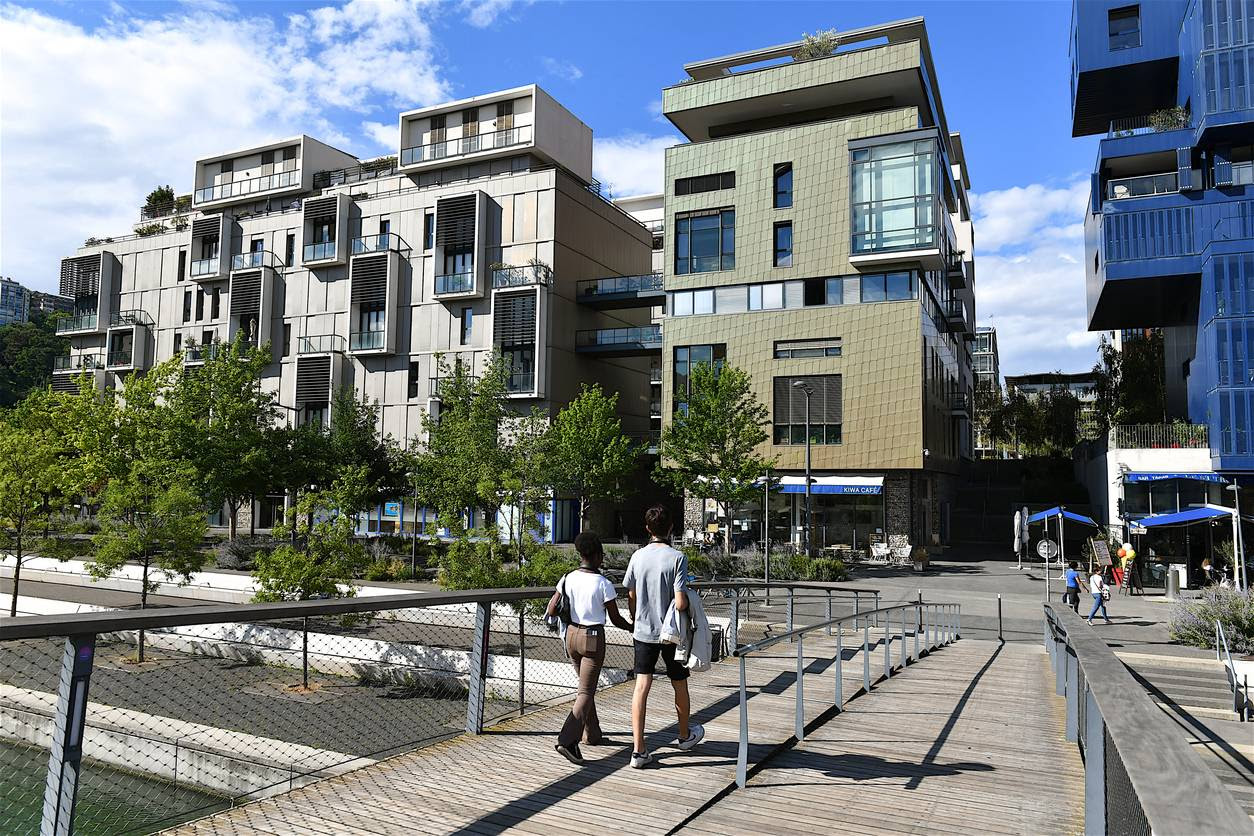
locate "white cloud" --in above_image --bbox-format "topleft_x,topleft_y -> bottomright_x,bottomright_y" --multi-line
0,1 -> 454,292
593,133 -> 678,198
361,120 -> 400,152
540,56 -> 582,82
971,177 -> 1096,377
459,0 -> 526,27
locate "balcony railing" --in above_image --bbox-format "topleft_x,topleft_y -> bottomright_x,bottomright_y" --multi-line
1110,423 -> 1209,450
303,242 -> 337,262
56,314 -> 98,334
649,398 -> 662,416
53,354 -> 102,371
575,325 -> 662,348
351,233 -> 408,255
650,366 -> 663,383
1230,161 -> 1254,187
194,168 -> 300,204
109,310 -> 150,328
349,330 -> 385,351
297,334 -> 345,354
1107,172 -> 1178,200
429,375 -> 478,397
948,391 -> 971,414
577,273 -> 664,298
435,272 -> 475,295
139,197 -> 193,221
1102,205 -> 1197,263
107,349 -> 134,367
400,125 -> 532,167
506,373 -> 535,394
492,264 -> 551,288
313,159 -> 399,189
182,344 -> 220,363
190,257 -> 220,278
231,250 -> 281,271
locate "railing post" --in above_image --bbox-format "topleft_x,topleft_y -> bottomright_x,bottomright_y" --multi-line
835,625 -> 844,710
518,608 -> 526,716
1084,688 -> 1106,836
730,592 -> 740,649
1065,650 -> 1079,743
1055,635 -> 1066,696
795,635 -> 806,741
736,655 -> 748,788
883,608 -> 892,678
825,590 -> 833,637
873,591 -> 880,628
862,616 -> 871,693
957,605 -> 961,641
787,587 -> 794,633
465,600 -> 491,735
998,594 -> 1003,643
913,604 -> 920,662
899,608 -> 907,668
41,633 -> 96,836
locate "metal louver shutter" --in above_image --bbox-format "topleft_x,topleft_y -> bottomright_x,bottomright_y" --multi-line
59,255 -> 101,298
295,355 -> 331,403
816,375 -> 842,424
191,217 -> 219,238
773,375 -> 842,424
494,292 -> 536,345
303,196 -> 338,222
1176,147 -> 1194,191
50,376 -> 80,394
436,195 -> 477,247
773,377 -> 793,424
230,271 -> 261,316
350,255 -> 388,304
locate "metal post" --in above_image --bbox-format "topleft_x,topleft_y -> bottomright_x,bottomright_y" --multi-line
465,601 -> 491,734
998,594 -> 1003,643
410,479 -> 420,576
835,626 -> 844,710
301,616 -> 309,690
956,605 -> 961,641
736,655 -> 748,788
795,636 -> 806,741
1084,688 -> 1106,836
1233,486 -> 1246,592
900,608 -> 907,668
825,590 -> 833,637
764,469 -> 771,606
862,616 -> 871,693
41,634 -> 95,836
913,604 -> 920,661
883,608 -> 892,678
518,608 -> 526,715
1231,506 -> 1244,594
786,587 -> 794,633
1065,650 -> 1078,743
801,385 -> 813,558
873,591 -> 880,628
730,593 -> 740,649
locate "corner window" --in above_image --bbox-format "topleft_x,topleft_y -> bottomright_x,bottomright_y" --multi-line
282,324 -> 291,357
851,139 -> 939,254
211,287 -> 221,320
675,209 -> 735,275
177,249 -> 186,282
773,222 -> 793,267
182,290 -> 192,323
1108,5 -> 1141,51
408,361 -> 421,399
285,233 -> 295,265
860,271 -> 916,302
773,163 -> 793,208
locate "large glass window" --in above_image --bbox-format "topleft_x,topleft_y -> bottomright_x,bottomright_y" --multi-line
851,140 -> 938,254
773,222 -> 793,267
675,209 -> 735,274
1108,5 -> 1141,51
673,344 -> 726,413
773,163 -> 793,208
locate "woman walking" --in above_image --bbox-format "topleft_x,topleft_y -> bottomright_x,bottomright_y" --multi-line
547,531 -> 633,765
1087,567 -> 1113,626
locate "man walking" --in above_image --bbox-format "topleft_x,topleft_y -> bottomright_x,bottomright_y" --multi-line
624,504 -> 704,768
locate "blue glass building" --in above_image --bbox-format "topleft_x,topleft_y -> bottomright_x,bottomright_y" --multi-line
1072,0 -> 1254,472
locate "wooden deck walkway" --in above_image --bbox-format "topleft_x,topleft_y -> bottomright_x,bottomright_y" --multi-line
169,634 -> 1082,835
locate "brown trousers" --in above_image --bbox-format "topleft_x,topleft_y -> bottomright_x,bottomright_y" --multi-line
558,624 -> 605,748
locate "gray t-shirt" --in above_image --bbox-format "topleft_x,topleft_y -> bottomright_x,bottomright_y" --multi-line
624,542 -> 688,643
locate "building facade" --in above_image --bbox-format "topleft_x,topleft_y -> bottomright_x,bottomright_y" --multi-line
659,18 -> 978,552
1005,371 -> 1102,441
973,325 -> 1002,458
0,278 -> 30,326
53,85 -> 656,540
29,291 -> 73,317
1071,0 -> 1254,472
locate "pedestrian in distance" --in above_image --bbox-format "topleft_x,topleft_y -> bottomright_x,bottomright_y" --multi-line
546,531 -> 633,766
624,504 -> 704,768
1087,567 -> 1113,626
1063,560 -> 1086,613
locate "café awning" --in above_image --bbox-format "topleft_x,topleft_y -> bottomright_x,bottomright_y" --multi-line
1123,472 -> 1227,484
1027,506 -> 1099,527
1130,506 -> 1233,528
774,475 -> 883,495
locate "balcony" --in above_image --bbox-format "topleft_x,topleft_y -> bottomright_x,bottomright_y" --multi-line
56,314 -> 98,334
1110,423 -> 1209,450
349,330 -> 385,352
576,274 -> 665,309
650,366 -> 663,384
948,391 -> 971,416
435,272 -> 476,297
942,300 -> 969,334
182,344 -> 220,364
649,398 -> 662,417
626,430 -> 660,455
194,169 -> 300,205
297,334 -> 345,355
575,325 -> 662,356
401,125 -> 532,168
109,310 -> 149,328
850,193 -> 957,272
1106,172 -> 1178,201
506,373 -> 535,394
492,264 -> 551,289
945,251 -> 968,290
351,233 -> 408,256
303,242 -> 337,263
106,348 -> 134,369
231,251 -> 283,271
53,354 -> 102,371
190,257 -> 220,279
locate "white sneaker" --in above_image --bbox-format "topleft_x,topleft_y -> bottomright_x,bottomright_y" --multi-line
630,751 -> 655,769
675,723 -> 704,751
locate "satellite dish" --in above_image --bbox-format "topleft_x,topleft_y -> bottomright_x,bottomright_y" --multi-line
1036,539 -> 1059,560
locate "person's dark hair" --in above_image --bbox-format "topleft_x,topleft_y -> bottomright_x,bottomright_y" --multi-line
574,531 -> 603,563
644,504 -> 672,538
1068,560 -> 1078,569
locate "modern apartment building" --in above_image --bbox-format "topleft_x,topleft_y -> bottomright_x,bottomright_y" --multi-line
1071,0 -> 1254,472
30,291 -> 73,317
53,84 -> 656,540
0,278 -> 30,326
659,18 -> 978,552
973,325 -> 1002,458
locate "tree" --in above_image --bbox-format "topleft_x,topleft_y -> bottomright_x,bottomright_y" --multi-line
0,393 -> 64,616
548,384 -> 639,532
655,363 -> 774,555
795,28 -> 839,60
1092,332 -> 1167,431
144,185 -> 175,208
500,407 -> 554,556
327,385 -> 408,510
0,311 -> 68,407
253,467 -> 370,601
89,475 -> 208,660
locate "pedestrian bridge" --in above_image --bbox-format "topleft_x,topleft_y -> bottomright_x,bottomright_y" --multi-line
0,584 -> 1245,835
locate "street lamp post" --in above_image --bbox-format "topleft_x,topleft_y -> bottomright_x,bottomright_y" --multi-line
1227,483 -> 1246,591
793,381 -> 814,558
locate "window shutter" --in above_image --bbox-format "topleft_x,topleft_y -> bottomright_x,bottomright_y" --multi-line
493,292 -> 536,346
59,255 -> 101,298
436,195 -> 477,248
229,271 -> 262,316
1176,148 -> 1195,191
1214,146 -> 1233,187
350,255 -> 388,305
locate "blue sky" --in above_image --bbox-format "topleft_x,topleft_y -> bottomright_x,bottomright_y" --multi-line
0,0 -> 1101,376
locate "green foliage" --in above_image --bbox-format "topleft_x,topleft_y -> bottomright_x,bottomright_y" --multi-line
1091,332 -> 1166,431
327,386 -> 408,509
215,535 -> 277,571
364,558 -> 412,582
0,312 -> 68,407
1168,587 -> 1254,654
437,531 -> 508,590
655,362 -> 774,553
144,185 -> 176,207
806,557 -> 848,582
499,407 -> 554,553
548,384 -> 639,529
984,378 -> 1084,457
135,223 -> 166,237
795,28 -> 839,60
1148,106 -> 1190,132
90,478 -> 209,597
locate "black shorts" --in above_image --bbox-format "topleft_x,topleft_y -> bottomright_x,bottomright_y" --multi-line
633,640 -> 690,681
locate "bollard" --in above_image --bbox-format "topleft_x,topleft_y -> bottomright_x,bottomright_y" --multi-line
736,655 -> 748,788
862,616 -> 871,693
998,594 -> 1003,643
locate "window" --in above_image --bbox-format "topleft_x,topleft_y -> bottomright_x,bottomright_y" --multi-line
379,217 -> 391,236
283,146 -> 297,162
195,289 -> 205,321
182,290 -> 192,323
673,344 -> 727,413
423,212 -> 435,250
177,249 -> 186,282
313,220 -> 334,245
445,247 -> 473,276
282,323 -> 291,357
774,163 -> 793,208
674,171 -> 735,196
211,287 -> 221,320
825,277 -> 844,305
285,233 -> 295,265
261,150 -> 274,166
460,307 -> 473,345
502,345 -> 534,392
408,361 -> 421,399
851,139 -> 939,254
773,375 -> 842,445
773,222 -> 793,267
859,271 -> 915,302
693,289 -> 714,314
202,330 -> 213,347
201,234 -> 219,261
803,278 -> 825,307
675,209 -> 734,274
774,338 -> 842,359
670,289 -> 717,315
220,159 -> 233,174
1108,5 -> 1141,50
173,333 -> 182,354
359,303 -> 385,334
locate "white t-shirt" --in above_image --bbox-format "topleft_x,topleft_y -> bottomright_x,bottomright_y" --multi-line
1089,574 -> 1106,594
558,569 -> 618,626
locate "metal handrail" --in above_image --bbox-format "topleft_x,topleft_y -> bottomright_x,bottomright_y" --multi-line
1044,603 -> 1248,834
731,598 -> 961,787
1215,619 -> 1250,721
400,124 -> 533,166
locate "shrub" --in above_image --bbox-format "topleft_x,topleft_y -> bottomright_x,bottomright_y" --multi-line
216,536 -> 276,571
437,532 -> 507,590
795,28 -> 839,61
516,543 -> 578,589
602,544 -> 635,570
363,558 -> 409,582
135,223 -> 166,237
1169,586 -> 1254,654
805,557 -> 847,582
686,551 -> 712,578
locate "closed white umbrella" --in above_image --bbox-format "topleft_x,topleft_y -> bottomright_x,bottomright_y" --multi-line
1013,509 -> 1023,570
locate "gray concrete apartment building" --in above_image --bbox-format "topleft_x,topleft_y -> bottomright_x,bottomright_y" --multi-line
52,85 -> 657,540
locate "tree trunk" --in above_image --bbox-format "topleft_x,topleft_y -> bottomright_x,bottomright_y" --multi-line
249,495 -> 256,537
579,496 -> 590,535
9,529 -> 23,618
723,502 -> 732,557
228,502 -> 238,540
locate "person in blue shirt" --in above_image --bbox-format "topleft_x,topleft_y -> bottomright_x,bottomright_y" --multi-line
1063,561 -> 1087,613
